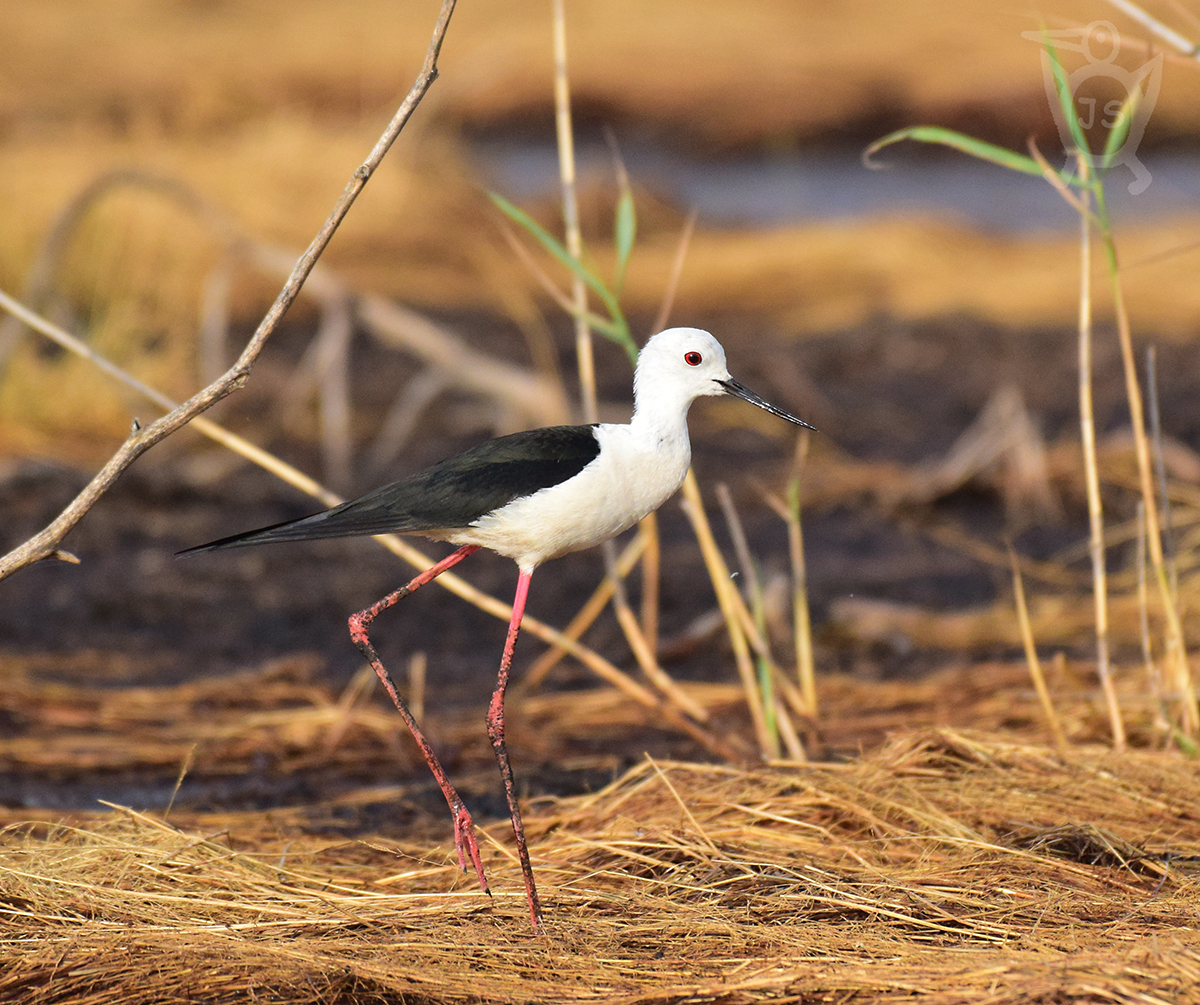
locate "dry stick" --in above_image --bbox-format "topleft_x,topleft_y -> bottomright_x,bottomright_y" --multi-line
1008,546 -> 1068,754
638,512 -> 661,657
715,482 -> 777,743
723,574 -> 811,726
545,0 -> 700,724
650,209 -> 698,337
1103,0 -> 1200,56
1136,502 -> 1168,741
498,223 -> 579,318
0,0 -> 460,581
613,584 -> 709,721
1036,138 -> 1187,740
771,694 -> 806,762
699,496 -> 810,727
680,469 -> 776,759
0,295 -> 736,764
552,0 -> 593,424
758,483 -> 818,723
1080,172 -> 1123,753
641,210 -> 697,658
1107,259 -> 1198,737
715,483 -> 805,763
787,431 -> 817,716
1076,164 -> 1125,751
1145,346 -> 1178,596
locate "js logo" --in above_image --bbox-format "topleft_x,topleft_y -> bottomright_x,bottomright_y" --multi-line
1023,21 -> 1162,194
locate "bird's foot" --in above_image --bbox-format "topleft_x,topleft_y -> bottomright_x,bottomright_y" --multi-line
451,801 -> 489,894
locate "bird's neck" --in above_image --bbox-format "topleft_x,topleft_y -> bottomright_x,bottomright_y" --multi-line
629,390 -> 694,445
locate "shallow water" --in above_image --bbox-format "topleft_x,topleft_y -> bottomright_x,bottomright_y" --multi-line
472,138 -> 1200,233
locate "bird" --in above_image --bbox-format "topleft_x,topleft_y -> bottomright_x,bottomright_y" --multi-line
179,326 -> 815,931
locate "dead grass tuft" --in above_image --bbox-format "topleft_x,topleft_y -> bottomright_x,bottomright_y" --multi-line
2,729 -> 1198,1003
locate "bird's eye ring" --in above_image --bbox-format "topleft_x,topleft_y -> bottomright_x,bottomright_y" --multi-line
684,351 -> 702,366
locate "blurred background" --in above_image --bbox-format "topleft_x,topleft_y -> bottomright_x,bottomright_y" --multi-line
3,0 -> 1200,812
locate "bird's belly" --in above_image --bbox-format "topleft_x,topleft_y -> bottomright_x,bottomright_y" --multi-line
453,442 -> 688,571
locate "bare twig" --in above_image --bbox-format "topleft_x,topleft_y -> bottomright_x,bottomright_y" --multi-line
1103,0 -> 1199,56
0,0 -> 461,580
1097,213 -> 1196,742
638,209 -> 697,663
785,433 -> 817,716
1136,501 -> 1168,742
552,0 -> 594,424
1075,165 -> 1125,751
1145,347 -> 1177,594
1008,546 -> 1068,754
716,482 -> 777,742
638,511 -> 661,657
650,208 -> 698,337
680,469 -> 775,759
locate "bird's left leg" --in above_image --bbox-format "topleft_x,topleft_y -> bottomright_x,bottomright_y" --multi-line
486,568 -> 542,930
347,544 -> 488,892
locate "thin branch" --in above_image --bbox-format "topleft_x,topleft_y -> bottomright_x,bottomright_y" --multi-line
680,469 -> 775,760
552,0 -> 595,423
1075,164 -> 1125,751
0,0 -> 460,580
1008,545 -> 1068,754
651,208 -> 698,336
1104,0 -> 1199,56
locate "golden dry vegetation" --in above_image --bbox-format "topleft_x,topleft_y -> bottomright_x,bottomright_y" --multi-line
5,2 -> 1200,1002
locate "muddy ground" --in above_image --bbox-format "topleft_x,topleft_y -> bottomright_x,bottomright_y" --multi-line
3,307 -> 1196,821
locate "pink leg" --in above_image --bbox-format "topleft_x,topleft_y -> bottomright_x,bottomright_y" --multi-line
486,569 -> 542,930
347,544 -> 488,892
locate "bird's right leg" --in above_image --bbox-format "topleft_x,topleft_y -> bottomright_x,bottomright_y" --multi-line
347,544 -> 487,892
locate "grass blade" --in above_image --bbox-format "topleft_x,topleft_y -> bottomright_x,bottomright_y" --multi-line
489,191 -> 638,365
614,186 -> 636,296
1042,36 -> 1091,157
864,126 -> 1066,181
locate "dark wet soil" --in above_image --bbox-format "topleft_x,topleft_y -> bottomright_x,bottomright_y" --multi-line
4,309 -> 1199,815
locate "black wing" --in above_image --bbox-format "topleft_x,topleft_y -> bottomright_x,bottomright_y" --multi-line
177,424 -> 601,556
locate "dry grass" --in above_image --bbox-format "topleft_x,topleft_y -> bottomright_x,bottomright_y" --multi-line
6,4 -> 1200,998
7,1 -> 1200,148
7,1 -> 1200,413
1,641 -> 1185,785
2,727 -> 1198,1004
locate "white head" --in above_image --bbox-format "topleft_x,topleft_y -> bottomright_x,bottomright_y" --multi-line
634,327 -> 729,406
633,327 -> 816,429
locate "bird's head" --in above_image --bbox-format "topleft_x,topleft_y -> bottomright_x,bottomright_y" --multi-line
635,327 -> 815,430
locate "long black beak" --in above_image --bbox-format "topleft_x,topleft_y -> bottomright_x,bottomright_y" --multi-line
719,378 -> 817,431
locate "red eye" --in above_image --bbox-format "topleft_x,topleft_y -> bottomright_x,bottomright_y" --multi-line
684,351 -> 702,366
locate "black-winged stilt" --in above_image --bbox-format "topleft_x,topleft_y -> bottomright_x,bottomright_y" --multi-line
180,326 -> 814,929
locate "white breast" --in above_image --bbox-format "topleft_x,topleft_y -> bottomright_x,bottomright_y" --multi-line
450,422 -> 691,572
